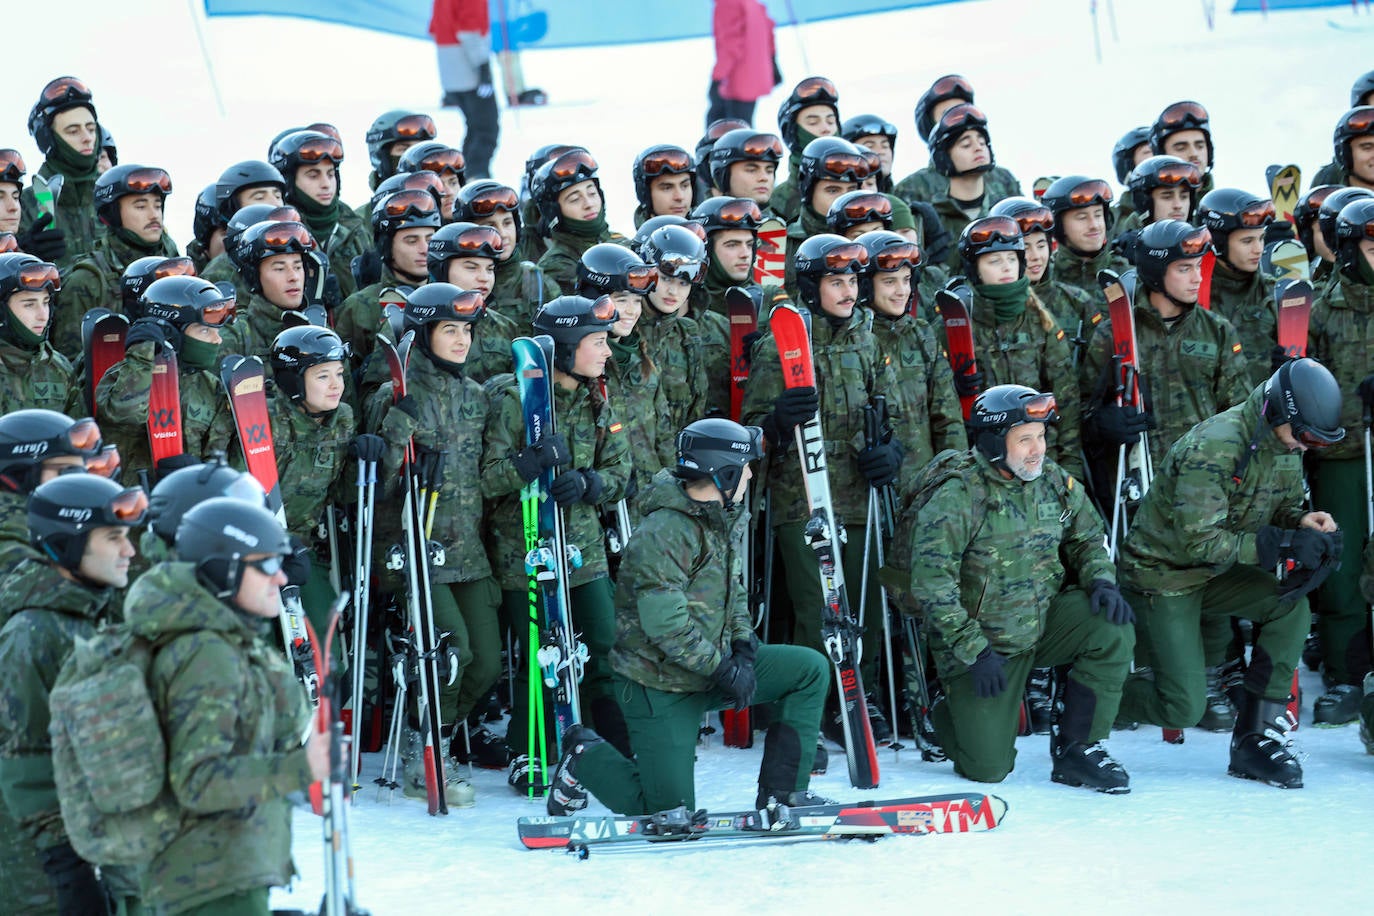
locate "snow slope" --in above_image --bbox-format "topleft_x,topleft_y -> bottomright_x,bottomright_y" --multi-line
7,1 -> 1373,912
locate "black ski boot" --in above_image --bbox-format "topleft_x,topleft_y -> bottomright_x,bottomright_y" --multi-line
547,725 -> 605,815
1228,692 -> 1303,788
810,741 -> 828,775
454,722 -> 513,769
1025,667 -> 1054,735
865,693 -> 892,745
1312,683 -> 1362,726
1050,675 -> 1130,794
1197,665 -> 1237,731
755,724 -> 836,810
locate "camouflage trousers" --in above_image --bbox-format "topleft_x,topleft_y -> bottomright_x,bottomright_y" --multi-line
0,802 -> 54,915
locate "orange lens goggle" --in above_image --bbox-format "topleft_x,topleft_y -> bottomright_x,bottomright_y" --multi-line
928,74 -> 974,99
590,295 -> 619,321
295,136 -> 345,164
305,122 -> 342,143
1157,100 -> 1210,129
625,265 -> 659,293
382,189 -> 439,218
1064,179 -> 1114,207
1154,161 -> 1203,189
713,198 -> 764,226
840,193 -> 892,222
67,417 -> 103,453
817,152 -> 871,182
1237,200 -> 1277,228
0,149 -> 26,183
261,221 -> 317,250
1009,206 -> 1054,235
199,295 -> 238,328
452,224 -> 504,255
394,113 -> 438,139
1179,227 -> 1213,255
152,256 -> 197,280
793,76 -> 839,104
549,148 -> 599,181
85,444 -> 120,479
823,243 -> 870,271
41,76 -> 93,105
640,148 -> 694,177
937,103 -> 988,131
16,262 -> 61,292
416,147 -> 465,176
463,184 -> 519,215
872,242 -> 922,271
737,133 -> 784,160
125,167 -> 172,194
1022,394 -> 1057,421
966,216 -> 1023,246
448,289 -> 486,317
108,486 -> 150,522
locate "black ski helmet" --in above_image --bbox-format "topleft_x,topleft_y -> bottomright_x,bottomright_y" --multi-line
914,74 -> 974,145
0,409 -> 103,494
426,221 -> 503,283
404,282 -> 486,339
1041,175 -> 1116,243
453,180 -> 522,240
1318,186 -> 1374,253
27,76 -> 97,157
793,233 -> 869,306
370,190 -> 442,267
630,215 -> 705,260
134,275 -> 237,330
365,110 -> 437,179
531,295 -> 618,375
224,204 -> 303,274
640,224 -> 709,288
708,128 -> 784,195
691,196 -> 765,236
968,384 -> 1058,469
100,127 -> 117,165
175,496 -> 291,600
214,161 -> 287,222
674,417 -> 764,505
147,456 -> 266,547
989,196 -> 1055,239
577,244 -> 657,299
776,76 -> 840,152
927,103 -> 994,178
959,216 -> 1026,280
120,255 -> 196,313
0,253 -> 59,349
94,164 -> 171,229
1134,219 -> 1213,294
797,137 -> 870,212
270,326 -> 349,402
1127,156 -> 1203,223
1111,125 -> 1152,185
1197,188 -> 1275,262
1262,357 -> 1344,447
1148,100 -> 1213,169
842,114 -> 898,156
270,129 -> 345,201
1294,185 -> 1341,253
1333,106 -> 1374,173
27,474 -> 147,571
530,148 -> 601,235
632,144 -> 697,211
1334,197 -> 1374,281
856,229 -> 922,310
397,141 -> 466,188
193,183 -> 227,249
1353,70 -> 1374,108
522,143 -> 580,197
826,190 -> 893,235
695,118 -> 749,190
0,148 -> 26,189
233,220 -> 319,295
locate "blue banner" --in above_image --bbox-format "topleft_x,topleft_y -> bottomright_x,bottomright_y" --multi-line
1233,0 -> 1356,9
203,0 -> 970,50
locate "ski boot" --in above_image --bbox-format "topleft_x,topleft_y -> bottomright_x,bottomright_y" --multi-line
1051,740 -> 1130,794
547,725 -> 604,816
454,722 -> 514,769
507,753 -> 546,797
1228,692 -> 1303,788
1312,683 -> 1362,726
1025,667 -> 1054,735
754,787 -> 837,813
1197,665 -> 1237,731
810,741 -> 828,776
865,693 -> 892,745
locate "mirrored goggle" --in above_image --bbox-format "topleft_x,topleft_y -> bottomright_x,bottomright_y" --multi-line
928,74 -> 974,100
817,152 -> 871,182
1063,179 -> 1114,207
16,262 -> 61,292
548,148 -> 599,180
966,216 -> 1024,246
1296,424 -> 1344,449
448,224 -> 504,256
704,118 -> 749,141
735,133 -> 784,160
463,184 -> 520,215
1300,186 -> 1340,217
151,256 -> 196,280
198,295 -> 238,328
381,172 -> 446,205
839,193 -> 892,222
305,122 -> 342,142
381,189 -> 439,218
394,113 -> 438,139
656,255 -> 706,284
67,418 -> 103,453
1237,200 -> 1277,227
85,444 -> 120,479
0,149 -> 26,183
261,221 -> 316,250
1157,100 -> 1209,129
0,233 -> 17,254
244,554 -> 285,575
1344,108 -> 1374,134
41,76 -> 93,105
823,243 -> 870,271
124,167 -> 172,194
590,295 -> 619,322
415,147 -> 465,176
872,242 -> 922,271
105,486 -> 149,523
625,265 -> 658,293
1153,162 -> 1203,188
640,148 -> 694,177
295,136 -> 344,163
847,115 -> 897,139
711,198 -> 764,227
1179,227 -> 1213,255
937,103 -> 988,131
442,289 -> 487,318
1020,393 -> 1058,421
794,76 -> 839,105
1009,206 -> 1054,234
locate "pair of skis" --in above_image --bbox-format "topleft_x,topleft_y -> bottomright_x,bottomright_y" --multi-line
1099,269 -> 1153,565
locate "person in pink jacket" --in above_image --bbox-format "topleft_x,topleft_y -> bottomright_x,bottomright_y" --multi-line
707,0 -> 781,128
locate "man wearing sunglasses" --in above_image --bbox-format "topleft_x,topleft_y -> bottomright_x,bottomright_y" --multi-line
57,164 -> 180,360
1118,358 -> 1344,789
0,474 -> 147,915
20,77 -> 103,272
0,253 -> 75,417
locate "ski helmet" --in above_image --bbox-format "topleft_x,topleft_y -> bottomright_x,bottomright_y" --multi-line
146,456 -> 266,547
135,275 -> 237,330
576,244 -> 657,299
27,474 -> 147,571
632,144 -> 697,211
370,189 -> 442,265
674,417 -> 764,505
1111,125 -> 1152,185
530,148 -> 601,235
120,255 -> 196,313
1262,357 -> 1344,447
1127,156 -> 1203,222
640,224 -> 709,286
175,496 -> 291,600
695,118 -> 749,189
1197,188 -> 1275,262
826,190 -> 893,235
1148,100 -> 1213,169
365,110 -> 438,179
959,216 -> 1025,280
453,180 -> 522,239
857,229 -> 922,311
1041,176 -> 1116,242
777,76 -> 840,151
27,76 -> 98,157
214,161 -> 287,221
398,141 -> 466,185
0,149 -> 27,188
1294,185 -> 1341,253
691,196 -> 765,236
522,143 -> 580,198
224,204 -> 303,272
1353,70 -> 1374,108
842,114 -> 899,155
370,171 -> 446,217
709,129 -> 784,194
1133,219 -> 1213,295
0,253 -> 60,348
630,216 -> 706,259
531,295 -> 619,375
1318,186 -> 1374,253
94,164 -> 172,228
797,137 -> 870,211
99,127 -> 116,165
269,129 -> 345,200
0,409 -> 103,494
233,220 -> 319,295
402,283 -> 486,365
793,233 -> 869,306
426,221 -> 503,283
1334,197 -> 1374,281
989,197 -> 1055,239
193,183 -> 227,249
1333,106 -> 1374,172
927,103 -> 994,178
968,384 -> 1058,469
270,325 -> 349,402
914,74 -> 974,144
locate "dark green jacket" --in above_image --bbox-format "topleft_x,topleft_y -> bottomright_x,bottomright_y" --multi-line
55,231 -> 180,358
19,161 -> 101,273
0,335 -> 75,416
492,257 -> 559,327
604,335 -> 675,503
1207,260 -> 1276,388
0,492 -> 40,588
1308,272 -> 1374,462
1051,244 -> 1129,303
537,227 -> 627,296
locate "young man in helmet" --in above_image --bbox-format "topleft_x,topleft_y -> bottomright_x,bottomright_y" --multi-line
198,201 -> 304,296
397,141 -> 467,221
770,76 -> 842,223
545,418 -> 835,817
213,161 -> 288,226
1312,95 -> 1374,189
741,233 -> 905,751
1306,198 -> 1374,725
1,149 -> 64,265
1041,174 -> 1128,302
187,184 -> 228,275
1110,125 -> 1153,226
1113,155 -> 1204,255
271,129 -> 370,302
1118,359 -> 1344,788
1147,100 -> 1216,200
781,136 -> 870,299
126,497 -> 329,913
0,253 -> 75,416
691,195 -> 786,315
636,224 -> 712,434
360,110 -> 439,201
482,295 -> 634,785
988,197 -> 1100,345
20,76 -> 103,270
632,144 -> 698,228
56,164 -> 179,358
217,219 -> 325,358
0,474 -> 147,914
454,179 -> 560,320
908,384 -> 1134,793
534,149 -> 629,295
708,128 -> 786,214
1314,187 -> 1373,290
1198,188 -> 1280,386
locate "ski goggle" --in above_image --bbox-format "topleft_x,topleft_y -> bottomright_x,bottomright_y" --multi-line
792,76 -> 839,106
1234,199 -> 1277,228
927,74 -> 974,101
148,256 -> 197,280
624,265 -> 659,293
410,146 -> 465,176
1148,161 -> 1203,189
871,241 -> 923,272
39,76 -> 94,106
1156,100 -> 1210,130
820,242 -> 870,271
461,184 -> 520,216
375,172 -> 446,208
655,254 -> 706,284
85,444 -> 121,479
305,122 -> 342,143
0,149 -> 26,183
65,418 -> 103,454
1178,226 -> 1214,255
639,147 -> 694,177
392,113 -> 438,140
265,205 -> 303,223
380,189 -> 439,219
1006,205 -> 1054,235
293,135 -> 345,164
965,216 -> 1024,246
15,262 -> 61,292
936,103 -> 989,133
198,295 -> 238,328
547,148 -> 599,181
103,486 -> 149,524
813,150 -> 871,182
446,289 -> 487,319
845,115 -> 898,141
244,554 -> 286,575
1341,107 -> 1374,134
1060,178 -> 1114,208
836,193 -> 892,223
0,233 -> 17,254
259,221 -> 317,251
1297,186 -> 1340,222
1020,393 -> 1059,422
122,167 -> 172,195
1295,425 -> 1344,449
442,224 -> 504,258
705,198 -> 764,229
726,133 -> 784,161
589,295 -> 619,322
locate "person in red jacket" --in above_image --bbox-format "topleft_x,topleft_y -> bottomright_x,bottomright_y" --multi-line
428,0 -> 500,179
707,0 -> 781,128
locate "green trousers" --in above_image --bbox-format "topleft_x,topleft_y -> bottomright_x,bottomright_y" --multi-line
579,644 -> 830,814
1120,564 -> 1307,729
1311,456 -> 1373,685
0,801 -> 54,915
429,576 -> 502,724
173,886 -> 269,916
932,588 -> 1134,784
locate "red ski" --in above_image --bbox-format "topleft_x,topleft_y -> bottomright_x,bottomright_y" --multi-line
1197,250 -> 1216,310
146,346 -> 183,470
754,217 -> 786,285
82,309 -> 128,418
723,286 -> 760,749
1275,279 -> 1313,360
936,288 -> 977,420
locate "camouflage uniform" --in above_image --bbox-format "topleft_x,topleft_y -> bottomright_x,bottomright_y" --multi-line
893,166 -> 1023,272
1116,384 -> 1311,728
1207,260 -> 1277,388
686,292 -> 732,419
0,333 -> 76,417
198,250 -> 238,298
491,256 -> 559,327
19,161 -> 102,273
603,336 -> 676,507
366,349 -> 500,723
768,158 -> 801,224
185,238 -> 213,276
1306,273 -> 1374,687
906,449 -> 1130,782
0,492 -> 40,587
125,561 -> 311,915
537,226 -> 627,296
574,470 -> 829,814
1050,244 -> 1129,304
218,290 -> 304,362
55,231 -> 181,358
781,207 -> 828,301
333,267 -> 410,368
637,307 -> 709,436
303,204 -> 370,301
1032,269 -> 1105,356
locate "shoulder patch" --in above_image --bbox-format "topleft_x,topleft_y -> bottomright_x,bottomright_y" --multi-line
1090,311 -> 1103,325
1055,329 -> 1065,340
1232,342 -> 1243,354
609,422 -> 623,434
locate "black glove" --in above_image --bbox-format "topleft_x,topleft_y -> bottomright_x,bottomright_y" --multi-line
950,355 -> 984,399
350,433 -> 385,462
1111,228 -> 1141,262
321,273 -> 343,310
351,250 -> 382,290
858,440 -> 902,488
550,468 -> 596,506
1271,345 -> 1291,373
393,394 -> 420,419
16,212 -> 67,263
967,646 -> 1009,699
476,62 -> 496,98
124,317 -> 169,350
40,842 -> 111,916
731,636 -> 758,664
1265,220 -> 1297,244
710,650 -> 757,711
1358,373 -> 1374,417
281,536 -> 313,587
577,467 -> 604,504
911,201 -> 951,267
155,453 -> 199,476
512,433 -> 571,483
1093,404 -> 1155,447
740,329 -> 763,369
1089,578 -> 1135,626
1257,525 -> 1338,574
772,385 -> 819,433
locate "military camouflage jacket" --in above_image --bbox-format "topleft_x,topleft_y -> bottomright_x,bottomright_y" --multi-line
333,268 -> 408,367
19,161 -> 101,273
0,492 -> 40,589
1032,269 -> 1105,351
267,394 -> 354,544
1308,273 -> 1374,462
1050,243 -> 1129,303
637,307 -> 710,436
492,256 -> 560,327
0,335 -> 75,416
892,164 -> 1023,212
1208,260 -> 1276,388
56,231 -> 181,358
604,336 -> 676,503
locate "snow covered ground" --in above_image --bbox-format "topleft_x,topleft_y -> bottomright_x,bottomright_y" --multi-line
8,0 -> 1374,911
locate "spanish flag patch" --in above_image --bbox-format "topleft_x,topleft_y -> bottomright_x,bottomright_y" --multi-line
1055,329 -> 1065,340
609,422 -> 623,434
1232,343 -> 1242,354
